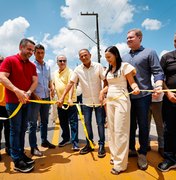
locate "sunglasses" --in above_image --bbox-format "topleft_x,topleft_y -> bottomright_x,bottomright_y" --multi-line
58,60 -> 67,63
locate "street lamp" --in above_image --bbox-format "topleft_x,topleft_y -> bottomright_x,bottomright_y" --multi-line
68,28 -> 97,45
81,12 -> 101,63
67,27 -> 101,63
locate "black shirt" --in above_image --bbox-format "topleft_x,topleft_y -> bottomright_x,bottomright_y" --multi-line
160,50 -> 176,89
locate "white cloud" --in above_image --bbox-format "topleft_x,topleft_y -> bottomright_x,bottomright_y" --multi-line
116,42 -> 130,56
142,18 -> 162,30
42,0 -> 135,69
0,1 -> 136,69
0,17 -> 30,56
61,0 -> 135,34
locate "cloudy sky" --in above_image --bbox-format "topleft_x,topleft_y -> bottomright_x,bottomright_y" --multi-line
0,0 -> 176,71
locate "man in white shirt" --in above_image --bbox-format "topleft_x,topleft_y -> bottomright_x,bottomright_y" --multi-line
57,49 -> 107,158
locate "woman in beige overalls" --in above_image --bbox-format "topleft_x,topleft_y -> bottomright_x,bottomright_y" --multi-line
99,46 -> 140,175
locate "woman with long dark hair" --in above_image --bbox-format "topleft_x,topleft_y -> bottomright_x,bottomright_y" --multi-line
99,46 -> 140,175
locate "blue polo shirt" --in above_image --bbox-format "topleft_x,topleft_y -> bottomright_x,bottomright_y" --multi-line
33,60 -> 51,99
122,46 -> 164,99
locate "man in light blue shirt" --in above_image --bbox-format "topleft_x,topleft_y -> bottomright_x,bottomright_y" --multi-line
28,44 -> 55,157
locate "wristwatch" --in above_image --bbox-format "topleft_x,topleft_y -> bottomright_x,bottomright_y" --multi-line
26,92 -> 31,97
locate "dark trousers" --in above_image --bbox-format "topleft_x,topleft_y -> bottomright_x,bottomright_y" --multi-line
0,106 -> 10,149
57,105 -> 78,143
162,95 -> 176,163
130,95 -> 151,155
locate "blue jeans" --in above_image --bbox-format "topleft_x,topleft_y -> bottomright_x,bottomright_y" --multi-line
6,103 -> 29,162
57,105 -> 78,143
29,97 -> 50,147
162,95 -> 176,163
82,105 -> 105,146
130,95 -> 151,155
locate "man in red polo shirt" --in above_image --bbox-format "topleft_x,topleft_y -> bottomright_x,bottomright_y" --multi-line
0,38 -> 38,173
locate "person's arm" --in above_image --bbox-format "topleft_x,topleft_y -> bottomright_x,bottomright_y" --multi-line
125,72 -> 140,95
0,72 -> 38,104
103,79 -> 108,88
99,85 -> 108,105
163,82 -> 176,103
56,80 -> 74,107
50,80 -> 55,99
48,80 -> 55,99
152,80 -> 163,98
68,83 -> 75,106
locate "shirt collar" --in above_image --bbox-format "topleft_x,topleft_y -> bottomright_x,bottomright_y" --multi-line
130,46 -> 144,54
59,66 -> 68,74
34,59 -> 45,65
17,53 -> 30,63
81,61 -> 94,69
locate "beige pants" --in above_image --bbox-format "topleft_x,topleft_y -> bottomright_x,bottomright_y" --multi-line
107,92 -> 131,172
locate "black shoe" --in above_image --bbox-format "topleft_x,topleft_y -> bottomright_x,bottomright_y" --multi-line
41,140 -> 56,149
79,144 -> 94,155
31,147 -> 43,157
5,147 -> 10,156
98,145 -> 106,158
14,159 -> 34,173
58,140 -> 70,147
23,153 -> 35,164
158,159 -> 176,172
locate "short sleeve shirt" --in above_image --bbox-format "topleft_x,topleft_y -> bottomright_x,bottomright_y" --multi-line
106,62 -> 136,94
0,54 -> 37,103
33,60 -> 51,98
53,67 -> 77,102
70,62 -> 105,106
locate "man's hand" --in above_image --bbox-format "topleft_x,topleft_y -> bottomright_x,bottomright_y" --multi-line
132,86 -> 140,95
14,88 -> 28,104
68,99 -> 74,106
56,98 -> 64,108
166,91 -> 176,103
152,86 -> 162,99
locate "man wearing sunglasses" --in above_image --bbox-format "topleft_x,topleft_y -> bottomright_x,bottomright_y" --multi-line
52,55 -> 79,151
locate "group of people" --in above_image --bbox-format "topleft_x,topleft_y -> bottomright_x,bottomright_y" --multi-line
0,29 -> 176,175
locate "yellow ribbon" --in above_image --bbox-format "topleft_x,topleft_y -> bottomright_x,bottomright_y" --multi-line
1,88 -> 176,120
0,103 -> 23,120
76,104 -> 94,149
0,83 -> 5,102
1,88 -> 176,150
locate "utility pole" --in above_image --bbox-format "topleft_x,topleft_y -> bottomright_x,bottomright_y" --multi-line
80,12 -> 101,63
